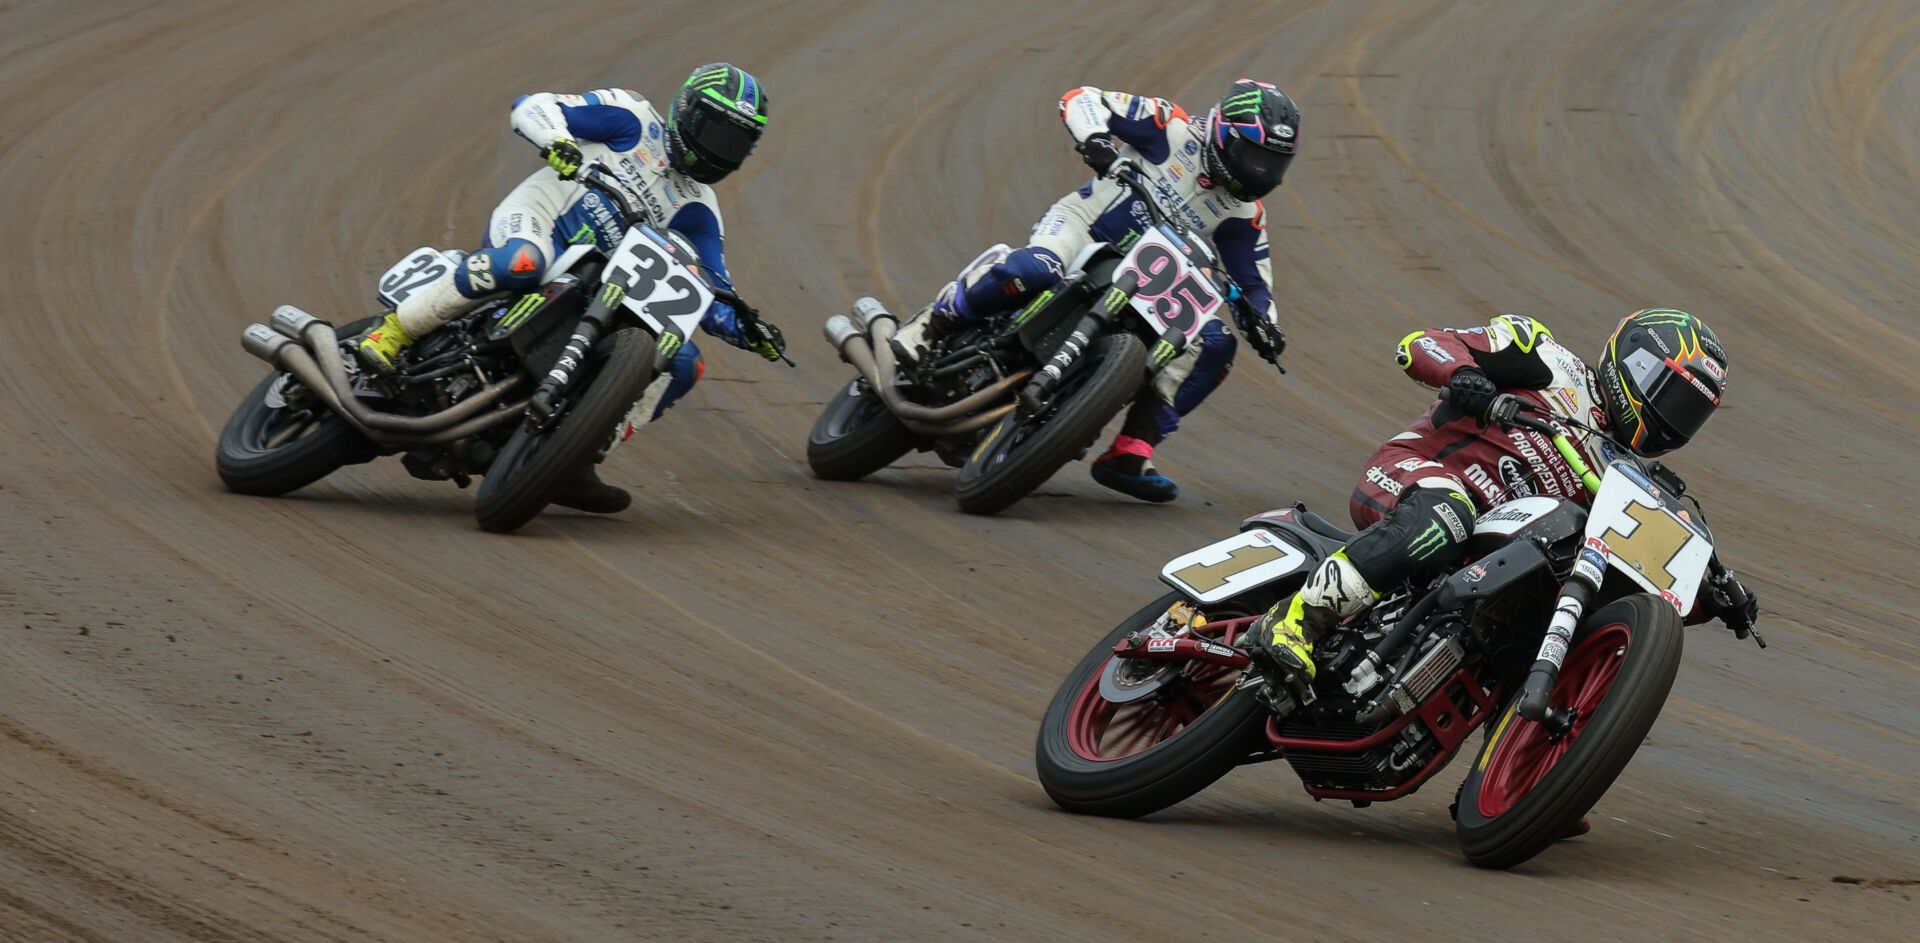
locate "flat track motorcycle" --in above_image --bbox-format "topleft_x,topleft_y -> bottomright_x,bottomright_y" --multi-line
808,161 -> 1283,515
1034,405 -> 1764,868
216,161 -> 783,533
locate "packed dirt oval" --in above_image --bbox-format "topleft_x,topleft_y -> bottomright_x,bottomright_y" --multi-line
3,1 -> 1917,941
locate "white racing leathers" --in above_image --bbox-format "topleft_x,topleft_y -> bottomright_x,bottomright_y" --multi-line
931,86 -> 1284,439
391,88 -> 756,424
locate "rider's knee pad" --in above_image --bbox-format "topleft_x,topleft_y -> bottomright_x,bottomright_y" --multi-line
958,246 -> 1066,318
1341,485 -> 1478,590
457,239 -> 547,297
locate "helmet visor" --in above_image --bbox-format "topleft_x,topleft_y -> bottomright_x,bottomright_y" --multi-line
1625,347 -> 1720,452
683,98 -> 759,168
1220,134 -> 1292,197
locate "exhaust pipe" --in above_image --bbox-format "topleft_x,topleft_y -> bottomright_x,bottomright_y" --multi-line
240,308 -> 526,445
826,299 -> 1030,430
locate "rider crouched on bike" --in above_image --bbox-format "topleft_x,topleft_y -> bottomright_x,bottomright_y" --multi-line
354,63 -> 784,513
890,80 -> 1297,503
1242,309 -> 1761,688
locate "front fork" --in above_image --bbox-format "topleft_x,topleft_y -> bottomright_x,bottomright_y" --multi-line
1516,536 -> 1611,729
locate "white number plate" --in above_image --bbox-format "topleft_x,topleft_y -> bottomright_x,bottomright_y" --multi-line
603,226 -> 712,343
1159,528 -> 1310,604
375,246 -> 462,309
1118,226 -> 1224,340
1586,462 -> 1715,613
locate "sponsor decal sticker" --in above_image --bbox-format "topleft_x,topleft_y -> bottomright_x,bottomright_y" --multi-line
1365,465 -> 1404,496
1417,336 -> 1455,364
1146,637 -> 1178,653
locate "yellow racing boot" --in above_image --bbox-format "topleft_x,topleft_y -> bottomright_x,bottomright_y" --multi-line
355,313 -> 414,375
1242,593 -> 1326,695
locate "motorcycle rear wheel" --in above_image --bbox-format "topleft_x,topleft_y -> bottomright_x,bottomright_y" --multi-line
215,316 -> 379,496
806,376 -> 920,481
473,325 -> 654,534
1453,593 -> 1683,868
1035,591 -> 1266,818
953,332 -> 1146,516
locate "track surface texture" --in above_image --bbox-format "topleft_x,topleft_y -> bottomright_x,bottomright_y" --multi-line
3,1 -> 1917,940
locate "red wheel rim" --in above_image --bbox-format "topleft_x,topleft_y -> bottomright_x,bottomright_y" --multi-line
1475,622 -> 1633,818
1064,622 -> 1246,762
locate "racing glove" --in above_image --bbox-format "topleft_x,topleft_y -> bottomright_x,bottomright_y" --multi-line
1076,133 -> 1120,177
1244,316 -> 1287,366
542,138 -> 585,179
1704,570 -> 1760,639
1446,367 -> 1500,421
743,318 -> 786,362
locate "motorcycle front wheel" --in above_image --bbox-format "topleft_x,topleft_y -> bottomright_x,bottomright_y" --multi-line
1453,593 -> 1684,868
953,331 -> 1146,515
474,325 -> 654,534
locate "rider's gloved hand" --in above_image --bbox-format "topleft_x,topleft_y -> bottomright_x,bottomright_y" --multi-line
542,138 -> 585,179
1705,570 -> 1760,639
1446,367 -> 1499,420
743,318 -> 785,362
1076,133 -> 1121,177
1244,316 -> 1286,365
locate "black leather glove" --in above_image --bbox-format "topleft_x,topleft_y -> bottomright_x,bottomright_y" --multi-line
1077,133 -> 1121,177
1244,316 -> 1286,366
542,138 -> 585,180
1705,570 -> 1760,639
1446,367 -> 1499,421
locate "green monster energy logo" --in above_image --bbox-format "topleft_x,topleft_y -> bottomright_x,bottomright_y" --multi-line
1115,231 -> 1141,252
600,283 -> 627,308
1152,340 -> 1178,365
497,292 -> 543,332
1221,90 -> 1265,117
568,222 -> 596,245
1633,309 -> 1693,327
1014,290 -> 1054,325
1408,521 -> 1449,560
657,331 -> 683,358
1103,287 -> 1130,315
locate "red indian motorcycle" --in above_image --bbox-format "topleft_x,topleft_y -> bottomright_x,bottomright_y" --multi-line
1033,407 -> 1763,867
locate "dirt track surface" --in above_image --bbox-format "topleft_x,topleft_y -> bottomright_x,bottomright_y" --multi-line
3,1 -> 1917,939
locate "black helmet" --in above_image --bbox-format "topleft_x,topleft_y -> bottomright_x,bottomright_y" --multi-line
667,63 -> 767,184
1200,79 -> 1299,200
1595,308 -> 1729,456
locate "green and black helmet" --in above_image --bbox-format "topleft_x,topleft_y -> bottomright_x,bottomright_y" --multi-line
667,63 -> 768,184
1596,308 -> 1729,456
1201,78 -> 1299,200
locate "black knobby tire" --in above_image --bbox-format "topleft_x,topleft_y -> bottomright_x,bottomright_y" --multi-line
953,332 -> 1147,515
806,376 -> 920,481
1035,591 -> 1267,818
215,317 -> 379,496
473,326 -> 655,533
1453,594 -> 1684,868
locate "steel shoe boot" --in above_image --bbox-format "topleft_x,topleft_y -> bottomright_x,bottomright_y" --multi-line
551,465 -> 631,514
1241,593 -> 1332,694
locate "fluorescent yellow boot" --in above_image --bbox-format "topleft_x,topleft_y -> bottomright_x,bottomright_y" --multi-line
355,313 -> 414,375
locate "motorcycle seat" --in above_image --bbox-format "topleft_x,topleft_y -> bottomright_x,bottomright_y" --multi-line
1296,509 -> 1356,544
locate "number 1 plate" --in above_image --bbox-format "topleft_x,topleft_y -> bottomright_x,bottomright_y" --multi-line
1159,528 -> 1309,604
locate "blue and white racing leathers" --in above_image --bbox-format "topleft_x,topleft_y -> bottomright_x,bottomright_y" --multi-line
932,86 -> 1285,436
392,88 -> 755,421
